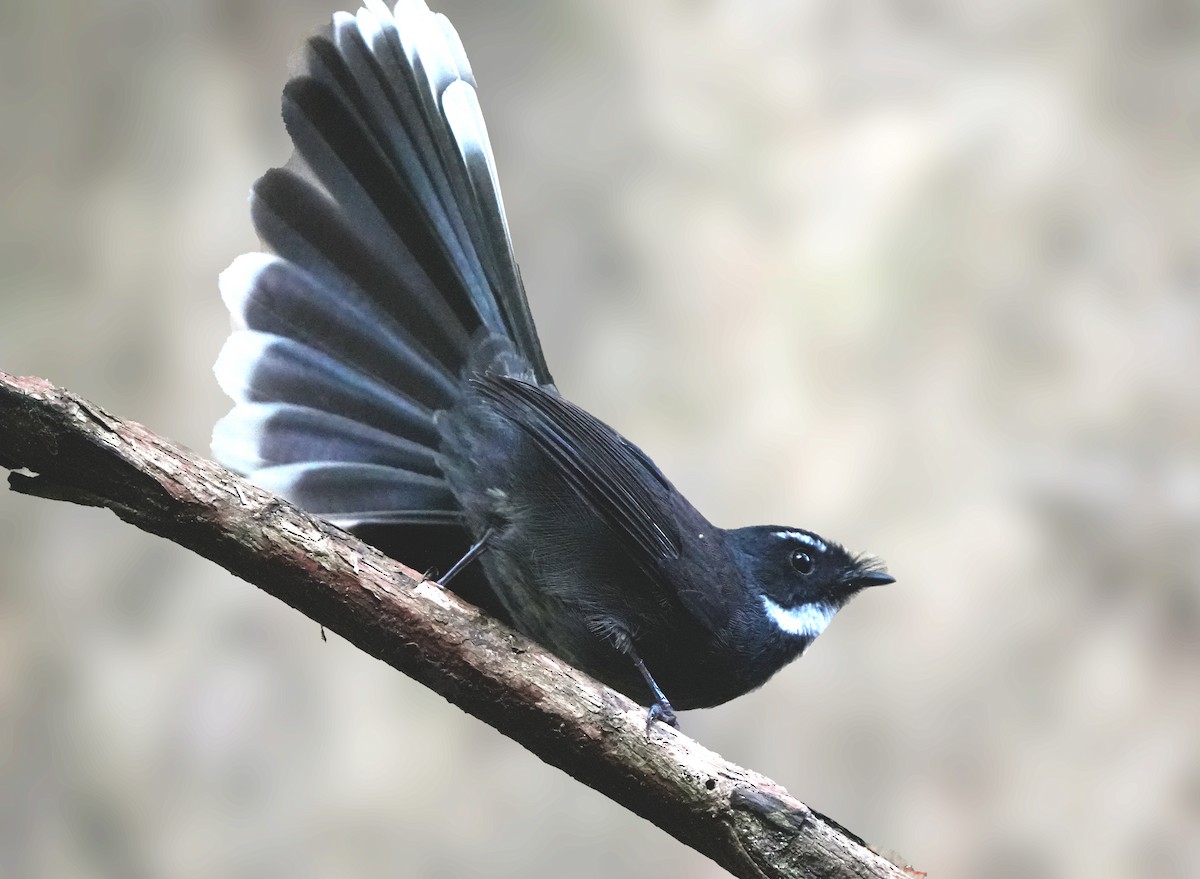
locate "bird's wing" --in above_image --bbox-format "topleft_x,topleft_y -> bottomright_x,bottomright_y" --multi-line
470,376 -> 682,568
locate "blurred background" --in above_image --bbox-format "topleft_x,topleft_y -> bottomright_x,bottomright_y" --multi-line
1,0 -> 1198,876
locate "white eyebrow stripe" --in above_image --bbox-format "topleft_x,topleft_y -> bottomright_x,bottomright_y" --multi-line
761,597 -> 837,639
772,530 -> 827,552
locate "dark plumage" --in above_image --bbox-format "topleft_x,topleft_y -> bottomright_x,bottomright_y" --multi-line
213,0 -> 892,725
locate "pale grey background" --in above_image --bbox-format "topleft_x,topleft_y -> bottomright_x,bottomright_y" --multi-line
1,1 -> 1198,877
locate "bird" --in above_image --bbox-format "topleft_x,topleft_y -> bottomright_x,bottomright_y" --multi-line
212,0 -> 894,728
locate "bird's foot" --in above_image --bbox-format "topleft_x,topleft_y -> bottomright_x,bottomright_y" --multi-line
646,699 -> 679,732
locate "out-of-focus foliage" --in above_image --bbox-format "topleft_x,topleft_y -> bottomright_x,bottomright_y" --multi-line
1,1 -> 1197,877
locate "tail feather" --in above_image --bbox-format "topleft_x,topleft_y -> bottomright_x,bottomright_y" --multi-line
339,6 -> 496,326
280,64 -> 482,348
292,8 -> 509,356
213,402 -> 441,476
352,1 -> 549,378
213,1 -> 551,534
219,253 -> 459,410
215,331 -> 441,449
430,11 -> 475,87
440,78 -> 544,375
250,461 -> 460,527
250,167 -> 470,379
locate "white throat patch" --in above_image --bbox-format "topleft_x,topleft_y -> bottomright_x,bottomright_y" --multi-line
761,596 -> 837,640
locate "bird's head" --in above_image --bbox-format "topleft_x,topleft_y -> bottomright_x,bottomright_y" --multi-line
729,525 -> 893,643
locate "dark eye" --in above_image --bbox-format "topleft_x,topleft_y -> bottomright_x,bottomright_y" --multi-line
789,549 -> 815,575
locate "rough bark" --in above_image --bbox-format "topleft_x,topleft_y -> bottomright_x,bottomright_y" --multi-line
0,370 -> 919,879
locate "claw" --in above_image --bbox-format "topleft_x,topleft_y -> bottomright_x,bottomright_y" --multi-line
646,699 -> 679,732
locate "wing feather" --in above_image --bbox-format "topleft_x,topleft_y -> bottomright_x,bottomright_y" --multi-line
471,376 -> 681,566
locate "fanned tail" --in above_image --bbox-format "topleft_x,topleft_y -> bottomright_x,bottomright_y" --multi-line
213,1 -> 546,589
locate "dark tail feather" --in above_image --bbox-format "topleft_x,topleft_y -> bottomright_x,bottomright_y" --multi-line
213,1 -> 550,540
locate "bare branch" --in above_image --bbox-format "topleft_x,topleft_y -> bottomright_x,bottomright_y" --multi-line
0,370 -> 917,879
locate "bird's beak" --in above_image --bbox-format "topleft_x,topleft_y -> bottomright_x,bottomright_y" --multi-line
848,571 -> 895,590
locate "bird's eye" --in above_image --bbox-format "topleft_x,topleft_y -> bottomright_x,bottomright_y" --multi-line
789,549 -> 814,575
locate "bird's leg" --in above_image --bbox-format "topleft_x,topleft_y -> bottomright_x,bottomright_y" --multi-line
627,647 -> 679,731
436,527 -> 494,587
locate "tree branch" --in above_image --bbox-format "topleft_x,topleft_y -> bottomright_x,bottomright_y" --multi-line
0,370 -> 918,879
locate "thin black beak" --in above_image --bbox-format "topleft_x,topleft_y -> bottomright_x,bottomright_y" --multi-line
849,571 -> 895,589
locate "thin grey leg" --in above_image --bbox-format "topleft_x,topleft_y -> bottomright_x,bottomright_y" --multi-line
437,527 -> 493,586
